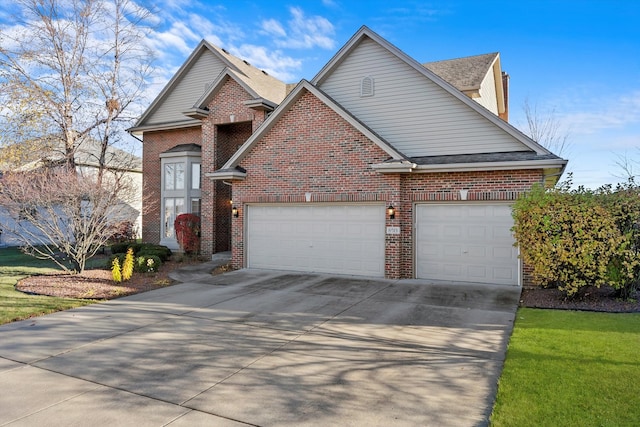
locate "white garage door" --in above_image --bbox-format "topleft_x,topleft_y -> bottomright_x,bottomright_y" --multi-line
415,204 -> 519,286
247,204 -> 385,277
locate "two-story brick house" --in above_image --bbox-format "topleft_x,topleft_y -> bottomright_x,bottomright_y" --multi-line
130,26 -> 566,286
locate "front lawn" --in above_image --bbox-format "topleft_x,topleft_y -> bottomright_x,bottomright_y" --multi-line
0,247 -> 94,325
492,308 -> 640,426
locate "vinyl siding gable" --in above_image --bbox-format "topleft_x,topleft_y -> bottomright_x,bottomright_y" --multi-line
145,50 -> 227,126
475,67 -> 498,115
318,37 -> 525,157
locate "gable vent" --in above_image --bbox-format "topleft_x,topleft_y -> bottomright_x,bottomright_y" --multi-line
360,76 -> 374,97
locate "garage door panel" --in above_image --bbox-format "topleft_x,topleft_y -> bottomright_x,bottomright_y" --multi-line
467,246 -> 486,258
416,204 -> 518,286
247,204 -> 385,277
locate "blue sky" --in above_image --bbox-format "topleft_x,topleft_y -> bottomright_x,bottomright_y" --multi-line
3,0 -> 639,188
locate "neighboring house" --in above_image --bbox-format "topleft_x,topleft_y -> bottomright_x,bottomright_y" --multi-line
130,26 -> 566,286
0,138 -> 142,247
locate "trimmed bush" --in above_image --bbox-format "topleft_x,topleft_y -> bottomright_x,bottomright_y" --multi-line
512,177 -> 640,297
110,243 -> 172,262
135,255 -> 162,273
174,213 -> 201,254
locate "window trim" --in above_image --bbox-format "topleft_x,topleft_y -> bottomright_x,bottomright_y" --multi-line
159,150 -> 201,248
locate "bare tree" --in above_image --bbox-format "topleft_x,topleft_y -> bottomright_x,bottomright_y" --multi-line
613,149 -> 640,182
0,0 -> 154,173
0,167 -> 140,272
0,0 -> 153,270
522,98 -> 571,156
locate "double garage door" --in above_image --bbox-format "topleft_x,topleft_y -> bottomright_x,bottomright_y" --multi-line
245,203 -> 518,285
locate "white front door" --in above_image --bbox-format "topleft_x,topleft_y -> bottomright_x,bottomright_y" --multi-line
246,204 -> 386,277
415,203 -> 519,285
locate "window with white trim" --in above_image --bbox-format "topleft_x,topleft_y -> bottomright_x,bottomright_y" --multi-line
159,149 -> 201,248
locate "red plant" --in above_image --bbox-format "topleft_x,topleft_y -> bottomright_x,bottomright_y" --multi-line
174,213 -> 201,254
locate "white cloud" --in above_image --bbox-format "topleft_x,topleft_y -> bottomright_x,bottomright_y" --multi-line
261,19 -> 286,38
230,44 -> 302,82
264,7 -> 336,50
558,91 -> 640,136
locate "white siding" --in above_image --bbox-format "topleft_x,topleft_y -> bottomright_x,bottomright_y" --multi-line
474,67 -> 498,115
145,50 -> 227,125
319,38 -> 525,157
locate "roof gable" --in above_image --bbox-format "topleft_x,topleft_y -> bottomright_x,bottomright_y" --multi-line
131,40 -> 287,134
424,52 -> 498,93
312,26 -> 550,157
209,80 -> 405,179
425,52 -> 505,116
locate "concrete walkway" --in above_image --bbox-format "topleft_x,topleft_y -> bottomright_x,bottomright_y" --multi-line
0,257 -> 520,426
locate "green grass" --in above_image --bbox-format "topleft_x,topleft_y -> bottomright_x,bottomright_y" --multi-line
492,308 -> 640,426
0,246 -> 95,325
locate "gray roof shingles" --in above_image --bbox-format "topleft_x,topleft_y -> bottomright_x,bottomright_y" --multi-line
424,52 -> 498,92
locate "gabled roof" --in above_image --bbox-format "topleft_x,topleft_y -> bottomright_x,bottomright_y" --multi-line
129,40 -> 287,134
183,68 -> 277,119
424,52 -> 499,93
311,26 -> 551,157
207,44 -> 287,104
207,80 -> 406,180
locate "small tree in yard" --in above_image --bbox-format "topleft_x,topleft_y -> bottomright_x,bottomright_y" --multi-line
0,167 -> 139,273
0,0 -> 154,272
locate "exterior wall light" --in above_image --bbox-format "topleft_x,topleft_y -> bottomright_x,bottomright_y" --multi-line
232,206 -> 239,218
387,205 -> 395,220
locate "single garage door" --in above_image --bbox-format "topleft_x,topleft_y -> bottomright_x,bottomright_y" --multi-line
247,204 -> 385,277
415,204 -> 519,286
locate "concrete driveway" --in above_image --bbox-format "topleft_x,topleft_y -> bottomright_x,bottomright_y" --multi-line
0,260 -> 520,426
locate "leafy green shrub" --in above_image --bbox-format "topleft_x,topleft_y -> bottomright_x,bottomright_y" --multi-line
110,242 -> 130,255
135,255 -> 162,273
513,178 -> 640,297
110,243 -> 171,262
111,257 -> 122,283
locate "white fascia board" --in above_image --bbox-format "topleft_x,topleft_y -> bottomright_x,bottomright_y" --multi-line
127,120 -> 201,136
182,108 -> 209,119
205,170 -> 246,181
159,150 -> 202,159
371,162 -> 418,173
411,159 -> 568,173
372,159 -> 567,174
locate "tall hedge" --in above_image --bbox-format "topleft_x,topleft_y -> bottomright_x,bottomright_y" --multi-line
512,179 -> 640,297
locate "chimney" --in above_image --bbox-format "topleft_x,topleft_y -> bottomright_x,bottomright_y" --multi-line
500,71 -> 510,122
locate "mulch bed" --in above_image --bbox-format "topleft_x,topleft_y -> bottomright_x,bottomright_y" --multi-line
15,258 -> 206,300
520,285 -> 640,313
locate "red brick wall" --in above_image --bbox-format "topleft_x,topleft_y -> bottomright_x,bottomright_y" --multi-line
229,88 -> 544,282
141,127 -> 201,244
199,77 -> 268,257
399,170 -> 543,279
